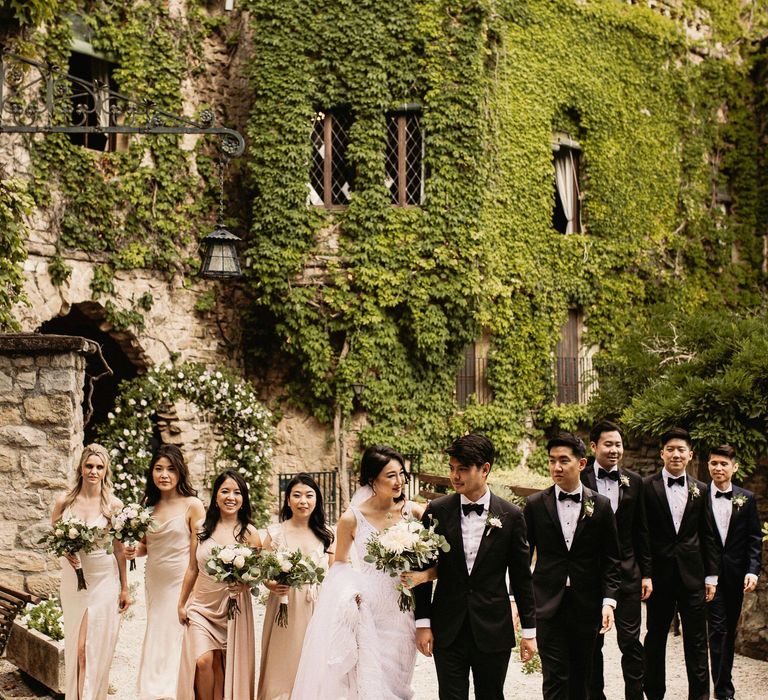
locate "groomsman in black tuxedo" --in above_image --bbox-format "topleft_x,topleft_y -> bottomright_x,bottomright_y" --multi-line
413,433 -> 537,700
525,432 -> 621,700
581,421 -> 652,700
643,427 -> 720,700
706,445 -> 762,700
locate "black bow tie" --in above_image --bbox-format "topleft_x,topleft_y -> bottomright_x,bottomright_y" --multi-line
715,490 -> 732,499
462,502 -> 485,517
667,476 -> 685,487
558,491 -> 581,503
598,468 -> 619,481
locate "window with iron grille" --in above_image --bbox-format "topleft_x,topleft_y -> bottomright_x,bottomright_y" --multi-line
67,51 -> 117,152
552,134 -> 582,234
385,110 -> 424,206
308,109 -> 353,208
554,309 -> 596,404
456,341 -> 491,408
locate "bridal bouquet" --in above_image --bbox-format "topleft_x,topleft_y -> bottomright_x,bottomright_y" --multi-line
109,504 -> 156,571
254,549 -> 326,627
364,517 -> 450,612
205,543 -> 260,619
39,517 -> 101,590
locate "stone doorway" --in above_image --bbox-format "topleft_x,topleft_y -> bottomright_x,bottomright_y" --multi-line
37,302 -> 148,444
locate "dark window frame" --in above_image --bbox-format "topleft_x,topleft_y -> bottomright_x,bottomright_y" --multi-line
309,109 -> 353,210
385,109 -> 424,207
67,50 -> 118,152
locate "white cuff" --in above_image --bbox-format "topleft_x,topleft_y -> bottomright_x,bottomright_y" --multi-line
746,573 -> 758,584
602,597 -> 616,609
415,618 -> 431,628
705,576 -> 718,586
520,627 -> 535,639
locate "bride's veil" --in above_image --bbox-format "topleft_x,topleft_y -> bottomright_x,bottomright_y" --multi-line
349,484 -> 373,506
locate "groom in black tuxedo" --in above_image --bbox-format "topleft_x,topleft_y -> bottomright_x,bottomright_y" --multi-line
525,432 -> 621,700
413,433 -> 537,700
706,445 -> 762,700
580,421 -> 651,700
643,427 -> 720,700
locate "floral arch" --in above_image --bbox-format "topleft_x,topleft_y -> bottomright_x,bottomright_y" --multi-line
96,362 -> 274,523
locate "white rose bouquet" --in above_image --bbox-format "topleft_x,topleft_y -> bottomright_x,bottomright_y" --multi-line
109,504 -> 156,571
205,543 -> 261,619
254,549 -> 326,627
364,517 -> 450,612
38,516 -> 101,590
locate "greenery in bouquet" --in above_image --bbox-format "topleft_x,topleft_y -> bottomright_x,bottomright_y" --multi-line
205,543 -> 261,619
110,504 -> 156,570
39,516 -> 102,590
22,599 -> 63,641
254,549 -> 326,627
364,517 -> 450,612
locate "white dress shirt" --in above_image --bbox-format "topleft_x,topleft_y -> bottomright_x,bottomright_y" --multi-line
662,468 -> 688,533
460,490 -> 492,574
593,462 -> 620,513
710,485 -> 733,544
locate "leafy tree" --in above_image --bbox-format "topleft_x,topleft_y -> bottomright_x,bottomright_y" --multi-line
591,306 -> 768,477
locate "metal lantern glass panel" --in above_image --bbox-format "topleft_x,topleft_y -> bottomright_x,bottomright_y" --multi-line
200,228 -> 242,278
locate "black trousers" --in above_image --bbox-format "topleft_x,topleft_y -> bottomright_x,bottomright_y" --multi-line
538,590 -> 600,700
643,571 -> 709,700
433,614 -> 511,700
589,588 -> 644,700
708,581 -> 744,699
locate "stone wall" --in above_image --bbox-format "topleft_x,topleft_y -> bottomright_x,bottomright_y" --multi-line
0,334 -> 93,597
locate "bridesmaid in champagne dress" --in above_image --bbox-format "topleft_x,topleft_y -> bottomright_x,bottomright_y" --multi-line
51,444 -> 130,700
176,469 -> 261,700
126,445 -> 204,700
257,474 -> 335,700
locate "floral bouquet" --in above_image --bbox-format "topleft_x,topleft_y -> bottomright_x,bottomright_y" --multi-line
110,504 -> 156,570
254,549 -> 326,627
205,543 -> 260,619
39,517 -> 101,590
364,517 -> 450,613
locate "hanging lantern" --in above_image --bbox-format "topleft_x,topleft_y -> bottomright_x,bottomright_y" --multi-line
200,227 -> 242,278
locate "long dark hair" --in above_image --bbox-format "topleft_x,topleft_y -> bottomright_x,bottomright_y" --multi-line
280,474 -> 334,552
359,445 -> 408,504
143,444 -> 198,507
198,469 -> 254,543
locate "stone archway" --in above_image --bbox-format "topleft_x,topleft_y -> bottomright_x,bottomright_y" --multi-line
37,302 -> 149,443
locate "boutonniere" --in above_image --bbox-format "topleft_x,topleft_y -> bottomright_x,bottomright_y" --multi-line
688,482 -> 701,499
619,474 -> 630,489
581,498 -> 595,520
732,494 -> 747,510
484,512 -> 504,536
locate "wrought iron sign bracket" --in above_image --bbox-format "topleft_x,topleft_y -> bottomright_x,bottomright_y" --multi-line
0,51 -> 245,157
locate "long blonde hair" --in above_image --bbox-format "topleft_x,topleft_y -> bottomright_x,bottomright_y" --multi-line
62,443 -> 115,518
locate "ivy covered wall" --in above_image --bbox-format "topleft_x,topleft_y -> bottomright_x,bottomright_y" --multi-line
244,0 -> 767,464
0,0 -> 766,466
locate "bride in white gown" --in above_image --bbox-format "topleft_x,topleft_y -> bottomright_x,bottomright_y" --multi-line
292,446 -> 435,700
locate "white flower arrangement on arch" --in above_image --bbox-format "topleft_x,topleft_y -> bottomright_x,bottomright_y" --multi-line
97,361 -> 275,524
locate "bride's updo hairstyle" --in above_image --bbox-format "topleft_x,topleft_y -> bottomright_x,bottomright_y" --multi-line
359,445 -> 409,504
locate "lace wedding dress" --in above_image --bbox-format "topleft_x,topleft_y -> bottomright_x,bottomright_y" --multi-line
291,505 -> 417,699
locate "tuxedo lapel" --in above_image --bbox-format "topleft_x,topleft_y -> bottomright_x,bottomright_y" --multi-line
679,478 -> 700,532
444,494 -> 468,577
651,474 -> 677,536
572,486 -> 595,543
470,492 -> 498,574
582,467 -> 597,492
617,469 -> 626,507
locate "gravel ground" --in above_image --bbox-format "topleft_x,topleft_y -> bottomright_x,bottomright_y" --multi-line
2,556 -> 767,699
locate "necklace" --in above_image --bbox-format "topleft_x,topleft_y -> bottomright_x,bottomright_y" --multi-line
385,511 -> 392,520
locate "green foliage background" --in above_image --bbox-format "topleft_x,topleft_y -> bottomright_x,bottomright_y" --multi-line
0,0 -> 766,467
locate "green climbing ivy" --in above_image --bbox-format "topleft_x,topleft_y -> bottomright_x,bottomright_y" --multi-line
243,0 -> 767,464
1,0 -> 767,467
0,177 -> 32,331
